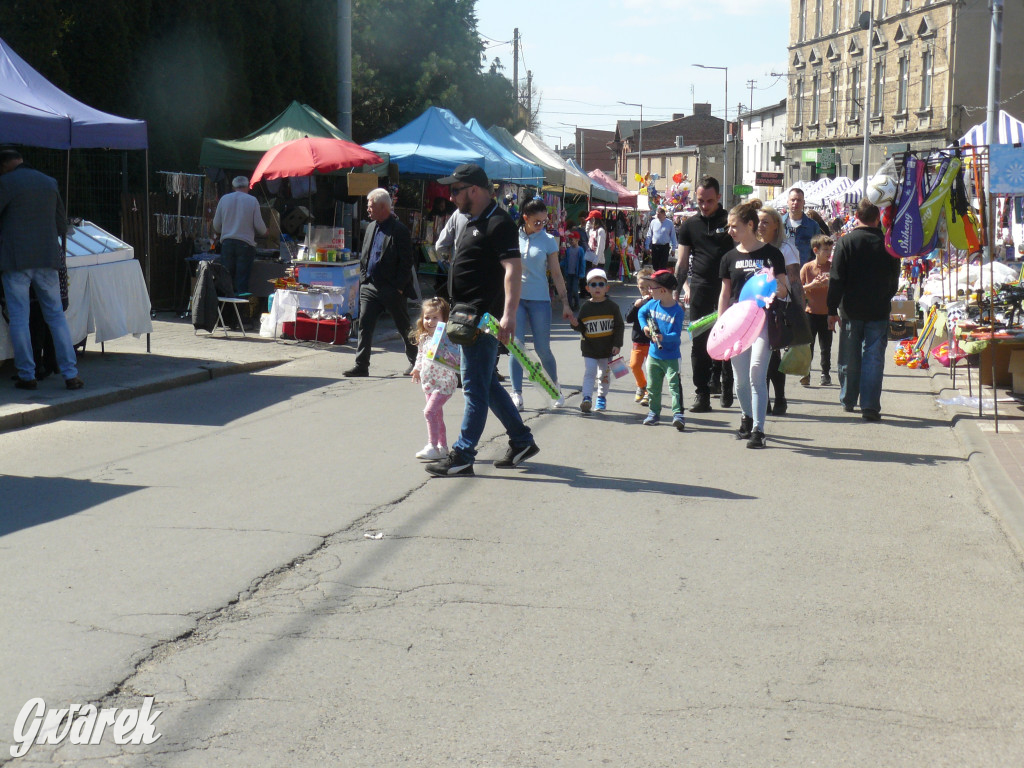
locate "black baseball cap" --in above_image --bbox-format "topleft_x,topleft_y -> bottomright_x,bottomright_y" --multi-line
438,163 -> 490,188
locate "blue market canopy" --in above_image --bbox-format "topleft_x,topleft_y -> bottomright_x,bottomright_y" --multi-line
464,118 -> 544,187
487,125 -> 566,187
0,37 -> 147,149
366,107 -> 524,181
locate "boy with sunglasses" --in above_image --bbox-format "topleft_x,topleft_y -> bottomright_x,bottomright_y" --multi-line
569,268 -> 624,413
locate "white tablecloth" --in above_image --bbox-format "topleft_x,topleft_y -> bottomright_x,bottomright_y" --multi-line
0,259 -> 153,360
260,287 -> 351,338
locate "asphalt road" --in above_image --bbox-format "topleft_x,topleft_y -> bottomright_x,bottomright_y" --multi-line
3,304 -> 1024,767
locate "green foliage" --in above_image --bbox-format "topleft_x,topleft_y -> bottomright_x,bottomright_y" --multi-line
1,0 -> 525,170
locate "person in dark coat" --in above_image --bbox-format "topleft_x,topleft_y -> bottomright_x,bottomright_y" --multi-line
344,188 -> 417,377
0,149 -> 82,391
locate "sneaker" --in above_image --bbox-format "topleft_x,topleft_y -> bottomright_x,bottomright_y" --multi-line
552,384 -> 564,408
772,399 -> 788,416
404,363 -> 415,376
64,377 -> 84,390
580,397 -> 592,413
642,412 -> 659,426
710,379 -> 722,395
343,366 -> 369,377
595,396 -> 607,412
843,403 -> 856,413
736,416 -> 753,440
415,443 -> 440,460
820,372 -> 832,386
690,396 -> 712,413
14,379 -> 37,390
635,387 -> 645,403
862,409 -> 881,422
720,390 -> 734,408
799,375 -> 811,387
639,392 -> 650,407
511,391 -> 524,411
425,451 -> 474,477
494,442 -> 540,468
746,429 -> 766,449
672,413 -> 686,432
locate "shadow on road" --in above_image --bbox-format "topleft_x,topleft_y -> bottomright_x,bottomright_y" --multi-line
508,462 -> 757,500
0,475 -> 146,537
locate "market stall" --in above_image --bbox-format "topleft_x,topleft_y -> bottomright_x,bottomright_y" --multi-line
0,37 -> 153,355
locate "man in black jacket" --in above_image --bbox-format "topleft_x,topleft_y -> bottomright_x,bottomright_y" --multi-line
344,188 -> 417,376
827,199 -> 900,421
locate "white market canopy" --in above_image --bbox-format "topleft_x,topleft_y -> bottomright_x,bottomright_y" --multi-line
958,109 -> 1024,147
514,130 -> 592,197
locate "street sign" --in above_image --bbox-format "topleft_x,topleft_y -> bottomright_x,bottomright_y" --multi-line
755,171 -> 785,187
818,148 -> 836,171
733,184 -> 754,195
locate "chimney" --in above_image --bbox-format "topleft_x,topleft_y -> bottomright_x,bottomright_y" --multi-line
693,103 -> 712,116
672,113 -> 685,120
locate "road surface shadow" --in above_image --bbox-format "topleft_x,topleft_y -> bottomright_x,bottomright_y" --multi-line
0,475 -> 146,537
506,462 -> 756,500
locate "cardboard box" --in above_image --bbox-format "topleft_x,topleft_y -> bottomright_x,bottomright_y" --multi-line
1009,350 -> 1024,394
888,317 -> 918,340
979,342 -> 1024,387
890,299 -> 917,321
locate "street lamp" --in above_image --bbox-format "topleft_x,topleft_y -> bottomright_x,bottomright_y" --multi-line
693,64 -> 729,206
618,101 -> 643,190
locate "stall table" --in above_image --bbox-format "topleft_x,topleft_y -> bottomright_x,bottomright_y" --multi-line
260,286 -> 352,341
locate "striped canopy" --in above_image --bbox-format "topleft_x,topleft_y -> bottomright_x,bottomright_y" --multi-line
958,109 -> 1024,147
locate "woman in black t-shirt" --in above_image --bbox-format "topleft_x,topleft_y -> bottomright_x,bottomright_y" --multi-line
717,200 -> 789,448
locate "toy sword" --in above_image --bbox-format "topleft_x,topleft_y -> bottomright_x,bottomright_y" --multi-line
479,313 -> 561,400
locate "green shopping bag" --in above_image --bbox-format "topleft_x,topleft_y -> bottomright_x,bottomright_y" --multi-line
778,344 -> 811,377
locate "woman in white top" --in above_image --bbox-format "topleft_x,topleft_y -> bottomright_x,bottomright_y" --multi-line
758,206 -> 805,416
584,210 -> 607,270
511,198 -> 573,409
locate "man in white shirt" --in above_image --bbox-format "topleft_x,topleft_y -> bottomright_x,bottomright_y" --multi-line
212,176 -> 267,293
644,206 -> 677,270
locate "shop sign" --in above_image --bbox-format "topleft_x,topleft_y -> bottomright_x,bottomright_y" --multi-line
755,171 -> 784,187
733,184 -> 754,195
801,149 -> 818,162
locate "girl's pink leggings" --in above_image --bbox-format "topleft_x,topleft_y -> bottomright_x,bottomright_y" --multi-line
424,391 -> 452,447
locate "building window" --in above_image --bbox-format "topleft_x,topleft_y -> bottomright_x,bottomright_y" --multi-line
879,0 -> 887,16
815,0 -> 823,36
799,0 -> 807,39
795,79 -> 804,124
897,56 -> 909,114
850,65 -> 862,120
872,61 -> 885,117
833,0 -> 841,32
903,0 -> 911,10
829,71 -> 839,122
920,49 -> 933,108
812,73 -> 821,124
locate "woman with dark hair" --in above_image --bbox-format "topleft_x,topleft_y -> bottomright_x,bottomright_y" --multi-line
718,199 -> 789,448
510,198 -> 572,409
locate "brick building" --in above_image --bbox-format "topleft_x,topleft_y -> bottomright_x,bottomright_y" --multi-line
786,0 -> 1024,185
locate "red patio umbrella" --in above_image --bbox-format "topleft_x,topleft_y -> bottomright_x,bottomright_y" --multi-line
250,137 -> 383,186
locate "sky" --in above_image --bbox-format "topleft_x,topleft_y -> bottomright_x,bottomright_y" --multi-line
474,0 -> 790,157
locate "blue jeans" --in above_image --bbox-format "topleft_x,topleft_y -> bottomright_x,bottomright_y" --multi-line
2,268 -> 78,381
453,332 -> 534,463
219,239 -> 255,294
509,299 -> 559,392
730,324 -> 771,431
837,318 -> 888,413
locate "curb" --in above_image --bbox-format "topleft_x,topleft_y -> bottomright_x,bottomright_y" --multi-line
926,363 -> 1024,555
0,360 -> 287,434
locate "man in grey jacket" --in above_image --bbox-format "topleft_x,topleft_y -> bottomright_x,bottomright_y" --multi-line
0,149 -> 82,391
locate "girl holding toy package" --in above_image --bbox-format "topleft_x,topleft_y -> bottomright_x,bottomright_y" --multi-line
410,298 -> 460,460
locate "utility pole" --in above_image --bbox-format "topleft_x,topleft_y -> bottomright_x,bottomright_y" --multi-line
527,70 -> 533,128
513,28 -> 520,112
336,0 -> 352,135
746,79 -> 757,113
861,4 -> 875,196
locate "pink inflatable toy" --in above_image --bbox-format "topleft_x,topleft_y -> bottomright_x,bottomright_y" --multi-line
706,300 -> 766,360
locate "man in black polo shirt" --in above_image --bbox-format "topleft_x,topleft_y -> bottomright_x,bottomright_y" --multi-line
426,164 -> 538,477
674,176 -> 735,412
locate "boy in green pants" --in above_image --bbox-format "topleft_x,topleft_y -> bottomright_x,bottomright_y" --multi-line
637,270 -> 686,431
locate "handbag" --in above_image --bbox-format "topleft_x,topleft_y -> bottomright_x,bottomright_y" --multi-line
765,298 -> 812,350
446,303 -> 483,346
778,344 -> 812,376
